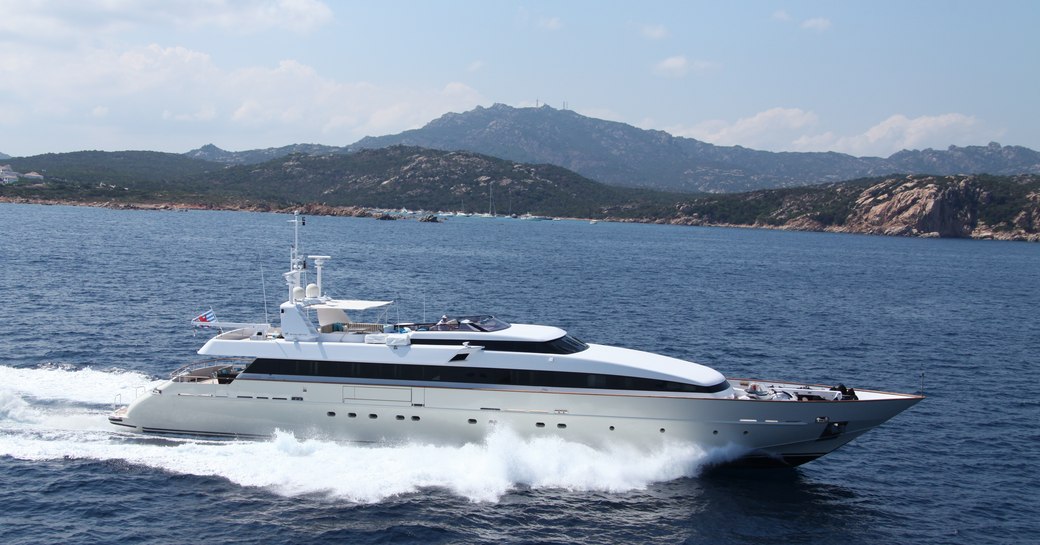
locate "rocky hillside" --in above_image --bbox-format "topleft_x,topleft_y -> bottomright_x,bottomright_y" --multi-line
352,104 -> 880,192
0,146 -> 667,218
6,151 -> 219,184
5,147 -> 1037,241
663,174 -> 1040,241
183,105 -> 1040,194
180,146 -> 671,217
185,143 -> 345,165
352,104 -> 1040,193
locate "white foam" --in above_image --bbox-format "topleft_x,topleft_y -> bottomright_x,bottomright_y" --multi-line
0,387 -> 35,423
0,426 -> 716,503
0,364 -> 722,503
0,364 -> 157,405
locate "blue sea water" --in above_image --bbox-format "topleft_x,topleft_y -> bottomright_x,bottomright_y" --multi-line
0,203 -> 1037,544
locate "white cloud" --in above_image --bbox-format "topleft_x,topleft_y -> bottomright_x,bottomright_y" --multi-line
538,16 -> 563,31
0,0 -> 333,39
801,17 -> 832,31
772,12 -> 832,32
0,36 -> 486,153
664,108 -> 993,156
178,0 -> 334,33
652,55 -> 716,78
640,24 -> 669,40
670,107 -> 820,148
793,113 -> 983,156
653,55 -> 688,77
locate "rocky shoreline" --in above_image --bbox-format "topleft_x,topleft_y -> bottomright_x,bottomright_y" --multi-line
3,176 -> 1038,242
634,175 -> 1040,242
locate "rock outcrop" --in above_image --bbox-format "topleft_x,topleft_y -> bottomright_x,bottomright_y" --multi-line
841,176 -> 985,237
662,174 -> 1040,241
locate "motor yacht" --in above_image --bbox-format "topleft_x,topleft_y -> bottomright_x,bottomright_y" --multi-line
109,213 -> 922,467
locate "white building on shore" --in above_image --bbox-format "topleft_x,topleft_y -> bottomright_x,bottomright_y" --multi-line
0,165 -> 19,184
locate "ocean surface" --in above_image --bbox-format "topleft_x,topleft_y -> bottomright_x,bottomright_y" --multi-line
0,203 -> 1036,544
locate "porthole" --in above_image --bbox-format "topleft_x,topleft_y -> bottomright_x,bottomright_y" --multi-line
467,418 -> 477,424
557,423 -> 567,429
369,414 -> 378,419
609,425 -> 615,431
712,430 -> 718,435
396,415 -> 405,420
348,412 -> 357,418
411,416 -> 420,421
743,430 -> 749,435
536,422 -> 545,428
326,411 -> 336,417
659,428 -> 666,433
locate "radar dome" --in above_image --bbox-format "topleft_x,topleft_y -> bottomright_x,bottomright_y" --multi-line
306,283 -> 319,298
292,286 -> 305,301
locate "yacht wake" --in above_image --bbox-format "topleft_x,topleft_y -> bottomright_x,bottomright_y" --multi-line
0,364 -> 722,503
0,363 -> 157,406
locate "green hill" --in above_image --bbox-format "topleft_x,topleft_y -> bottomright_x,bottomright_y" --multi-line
6,150 -> 220,188
3,147 -> 1037,241
183,146 -> 673,217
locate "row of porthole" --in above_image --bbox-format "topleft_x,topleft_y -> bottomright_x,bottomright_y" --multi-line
321,414 -> 747,437
326,411 -> 421,422
472,420 -> 671,434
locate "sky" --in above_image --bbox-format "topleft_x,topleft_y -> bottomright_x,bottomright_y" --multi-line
1,0 -> 1038,158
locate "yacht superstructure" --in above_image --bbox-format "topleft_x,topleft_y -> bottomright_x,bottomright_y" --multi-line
109,213 -> 922,467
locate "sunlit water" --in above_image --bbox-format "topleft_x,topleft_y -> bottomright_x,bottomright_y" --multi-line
1,203 -> 1036,544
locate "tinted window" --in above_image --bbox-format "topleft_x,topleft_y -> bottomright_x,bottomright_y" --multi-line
411,334 -> 589,354
242,358 -> 729,394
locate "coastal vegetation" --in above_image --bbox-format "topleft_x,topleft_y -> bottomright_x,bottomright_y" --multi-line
2,147 -> 1038,241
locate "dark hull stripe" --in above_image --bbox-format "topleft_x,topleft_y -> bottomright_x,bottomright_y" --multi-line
139,427 -> 271,440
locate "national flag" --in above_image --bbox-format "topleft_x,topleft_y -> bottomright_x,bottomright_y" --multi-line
194,309 -> 217,326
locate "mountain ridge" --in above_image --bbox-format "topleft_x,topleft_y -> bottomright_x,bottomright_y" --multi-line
185,104 -> 1040,193
2,147 -> 1037,241
351,104 -> 1040,192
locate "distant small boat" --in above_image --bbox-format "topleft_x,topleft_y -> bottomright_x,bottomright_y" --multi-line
520,214 -> 550,221
590,219 -> 599,224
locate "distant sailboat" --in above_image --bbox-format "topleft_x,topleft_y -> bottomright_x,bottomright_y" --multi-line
476,183 -> 495,218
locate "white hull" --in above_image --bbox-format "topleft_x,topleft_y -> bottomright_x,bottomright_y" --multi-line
111,376 -> 921,467
110,212 -> 923,468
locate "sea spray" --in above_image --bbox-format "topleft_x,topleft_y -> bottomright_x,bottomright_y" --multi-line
0,425 -> 720,503
0,364 -> 156,405
0,364 -> 729,502
0,388 -> 35,423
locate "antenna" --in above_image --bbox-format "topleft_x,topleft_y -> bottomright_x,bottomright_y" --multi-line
260,258 -> 270,325
289,211 -> 305,272
284,211 -> 307,298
